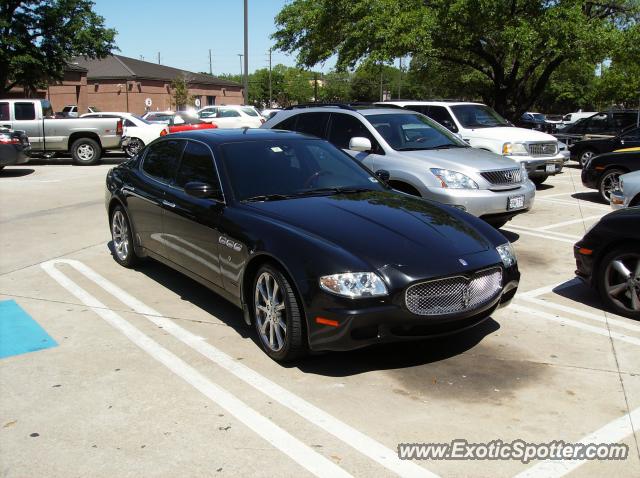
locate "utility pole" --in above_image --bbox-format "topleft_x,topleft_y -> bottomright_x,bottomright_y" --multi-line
268,48 -> 272,108
238,54 -> 243,76
398,57 -> 402,99
209,49 -> 212,75
379,63 -> 383,101
140,55 -> 144,61
313,72 -> 319,103
157,52 -> 160,65
243,0 -> 249,105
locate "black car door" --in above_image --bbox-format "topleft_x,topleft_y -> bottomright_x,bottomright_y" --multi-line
619,128 -> 640,150
125,139 -> 184,259
162,140 -> 225,287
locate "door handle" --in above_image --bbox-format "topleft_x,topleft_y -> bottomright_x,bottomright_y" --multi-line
162,200 -> 176,208
1,124 -> 10,128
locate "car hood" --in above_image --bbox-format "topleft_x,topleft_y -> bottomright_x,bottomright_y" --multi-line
243,191 -> 497,277
467,126 -> 557,142
397,146 -> 519,171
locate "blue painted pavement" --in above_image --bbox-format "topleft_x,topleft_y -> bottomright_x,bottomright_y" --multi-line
0,300 -> 58,359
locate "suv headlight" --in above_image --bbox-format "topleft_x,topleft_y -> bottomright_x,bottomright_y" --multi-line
430,168 -> 479,189
496,243 -> 517,267
319,272 -> 388,298
502,142 -> 528,156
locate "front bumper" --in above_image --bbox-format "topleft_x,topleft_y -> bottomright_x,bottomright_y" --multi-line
574,242 -> 595,286
581,167 -> 600,189
304,266 -> 519,352
508,155 -> 564,178
423,180 -> 535,218
610,191 -> 628,210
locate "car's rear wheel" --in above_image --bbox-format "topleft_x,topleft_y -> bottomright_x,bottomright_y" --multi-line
253,264 -> 306,362
597,245 -> 640,320
598,168 -> 624,202
110,206 -> 139,267
579,149 -> 596,167
71,138 -> 101,165
531,176 -> 548,186
124,138 -> 144,158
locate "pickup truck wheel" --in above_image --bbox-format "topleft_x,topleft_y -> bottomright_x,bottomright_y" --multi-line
531,176 -> 547,186
124,138 -> 144,158
71,138 -> 101,165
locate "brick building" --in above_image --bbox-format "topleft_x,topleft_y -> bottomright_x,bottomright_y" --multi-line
3,54 -> 243,115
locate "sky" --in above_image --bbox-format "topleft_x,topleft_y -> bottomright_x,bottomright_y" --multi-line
91,0 -> 334,76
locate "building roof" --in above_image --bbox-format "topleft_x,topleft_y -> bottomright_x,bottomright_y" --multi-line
73,54 -> 241,88
64,63 -> 88,72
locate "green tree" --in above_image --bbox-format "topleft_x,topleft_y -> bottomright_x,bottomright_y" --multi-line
171,76 -> 193,110
273,0 -> 638,119
0,0 -> 116,95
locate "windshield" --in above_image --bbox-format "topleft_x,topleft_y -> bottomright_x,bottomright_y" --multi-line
219,139 -> 386,201
531,113 -> 546,121
367,113 -> 468,151
450,104 -> 510,128
241,107 -> 259,117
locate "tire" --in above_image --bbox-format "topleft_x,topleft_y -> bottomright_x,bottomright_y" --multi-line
252,264 -> 306,362
531,176 -> 547,186
596,245 -> 640,320
124,137 -> 144,158
579,149 -> 596,168
71,137 -> 101,165
110,206 -> 139,268
598,168 -> 624,203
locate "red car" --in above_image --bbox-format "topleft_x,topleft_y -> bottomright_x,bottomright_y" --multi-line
157,113 -> 218,135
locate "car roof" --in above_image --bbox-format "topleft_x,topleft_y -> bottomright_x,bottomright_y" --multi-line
378,100 -> 485,107
168,128 -> 316,144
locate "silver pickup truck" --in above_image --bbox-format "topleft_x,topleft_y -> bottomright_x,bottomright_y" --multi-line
0,99 -> 123,165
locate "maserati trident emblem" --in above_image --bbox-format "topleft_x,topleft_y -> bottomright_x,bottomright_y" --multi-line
458,258 -> 468,266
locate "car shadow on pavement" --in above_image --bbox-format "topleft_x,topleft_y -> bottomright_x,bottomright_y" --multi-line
0,168 -> 35,177
499,229 -> 520,243
551,278 -> 606,311
535,183 -> 554,191
571,191 -> 606,205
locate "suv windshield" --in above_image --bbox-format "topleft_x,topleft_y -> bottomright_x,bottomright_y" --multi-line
450,104 -> 510,128
220,139 -> 385,201
241,107 -> 259,117
367,113 -> 468,151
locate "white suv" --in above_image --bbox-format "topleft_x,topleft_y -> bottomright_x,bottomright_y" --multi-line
197,105 -> 263,128
378,101 -> 565,185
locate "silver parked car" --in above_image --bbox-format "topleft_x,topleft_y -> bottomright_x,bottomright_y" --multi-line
262,105 -> 535,228
610,170 -> 640,210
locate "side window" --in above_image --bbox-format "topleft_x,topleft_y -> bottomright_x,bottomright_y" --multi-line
0,102 -> 9,121
123,119 -> 136,127
142,140 -> 184,183
175,142 -> 220,190
328,113 -> 377,150
622,128 -> 640,141
40,100 -> 54,118
293,112 -> 330,138
426,106 -> 458,132
14,102 -> 36,120
273,114 -> 297,131
585,114 -> 607,133
219,108 -> 241,118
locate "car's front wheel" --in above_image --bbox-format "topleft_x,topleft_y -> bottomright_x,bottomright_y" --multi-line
253,264 -> 306,362
597,245 -> 640,320
124,138 -> 144,158
598,168 -> 624,202
579,149 -> 596,167
110,206 -> 139,267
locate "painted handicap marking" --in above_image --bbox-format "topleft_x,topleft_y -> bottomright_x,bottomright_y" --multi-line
0,300 -> 58,359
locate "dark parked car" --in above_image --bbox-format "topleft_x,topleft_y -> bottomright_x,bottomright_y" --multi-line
105,129 -> 520,361
574,207 -> 640,319
0,128 -> 31,170
581,149 -> 640,202
516,112 -> 553,133
571,126 -> 640,166
562,110 -> 639,138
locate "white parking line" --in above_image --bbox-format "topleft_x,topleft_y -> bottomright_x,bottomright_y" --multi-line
519,278 -> 581,299
513,407 -> 640,478
506,224 -> 580,240
536,197 -> 610,211
42,259 -> 437,478
41,260 -> 353,478
537,215 -> 603,230
503,227 -> 577,244
510,304 -> 640,347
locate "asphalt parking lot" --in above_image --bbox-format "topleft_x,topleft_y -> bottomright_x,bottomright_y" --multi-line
1,160 -> 639,477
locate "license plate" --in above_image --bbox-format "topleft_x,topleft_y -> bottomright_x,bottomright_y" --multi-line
508,194 -> 525,210
545,163 -> 556,173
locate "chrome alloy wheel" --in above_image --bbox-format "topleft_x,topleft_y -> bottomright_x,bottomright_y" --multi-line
111,210 -> 130,262
125,138 -> 144,157
255,271 -> 287,352
599,170 -> 621,202
580,150 -> 595,166
604,253 -> 640,314
77,143 -> 96,162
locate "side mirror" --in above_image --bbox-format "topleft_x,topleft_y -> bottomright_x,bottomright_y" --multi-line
375,169 -> 390,182
349,136 -> 372,152
185,181 -> 221,200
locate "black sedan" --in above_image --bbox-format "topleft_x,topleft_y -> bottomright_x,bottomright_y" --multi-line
105,129 -> 519,361
574,207 -> 640,319
571,126 -> 640,167
0,128 -> 30,170
581,149 -> 640,202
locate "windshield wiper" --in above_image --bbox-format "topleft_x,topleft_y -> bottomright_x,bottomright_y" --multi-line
242,193 -> 294,202
294,187 -> 375,196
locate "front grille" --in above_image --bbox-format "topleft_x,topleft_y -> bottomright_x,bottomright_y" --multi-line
528,142 -> 558,156
405,268 -> 503,316
480,168 -> 522,185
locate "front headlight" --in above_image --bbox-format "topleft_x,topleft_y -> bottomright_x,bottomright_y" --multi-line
319,272 -> 388,298
502,142 -> 528,156
430,168 -> 479,189
496,243 -> 517,267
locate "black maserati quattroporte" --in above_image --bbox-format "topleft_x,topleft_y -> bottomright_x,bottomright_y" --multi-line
106,129 -> 519,361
